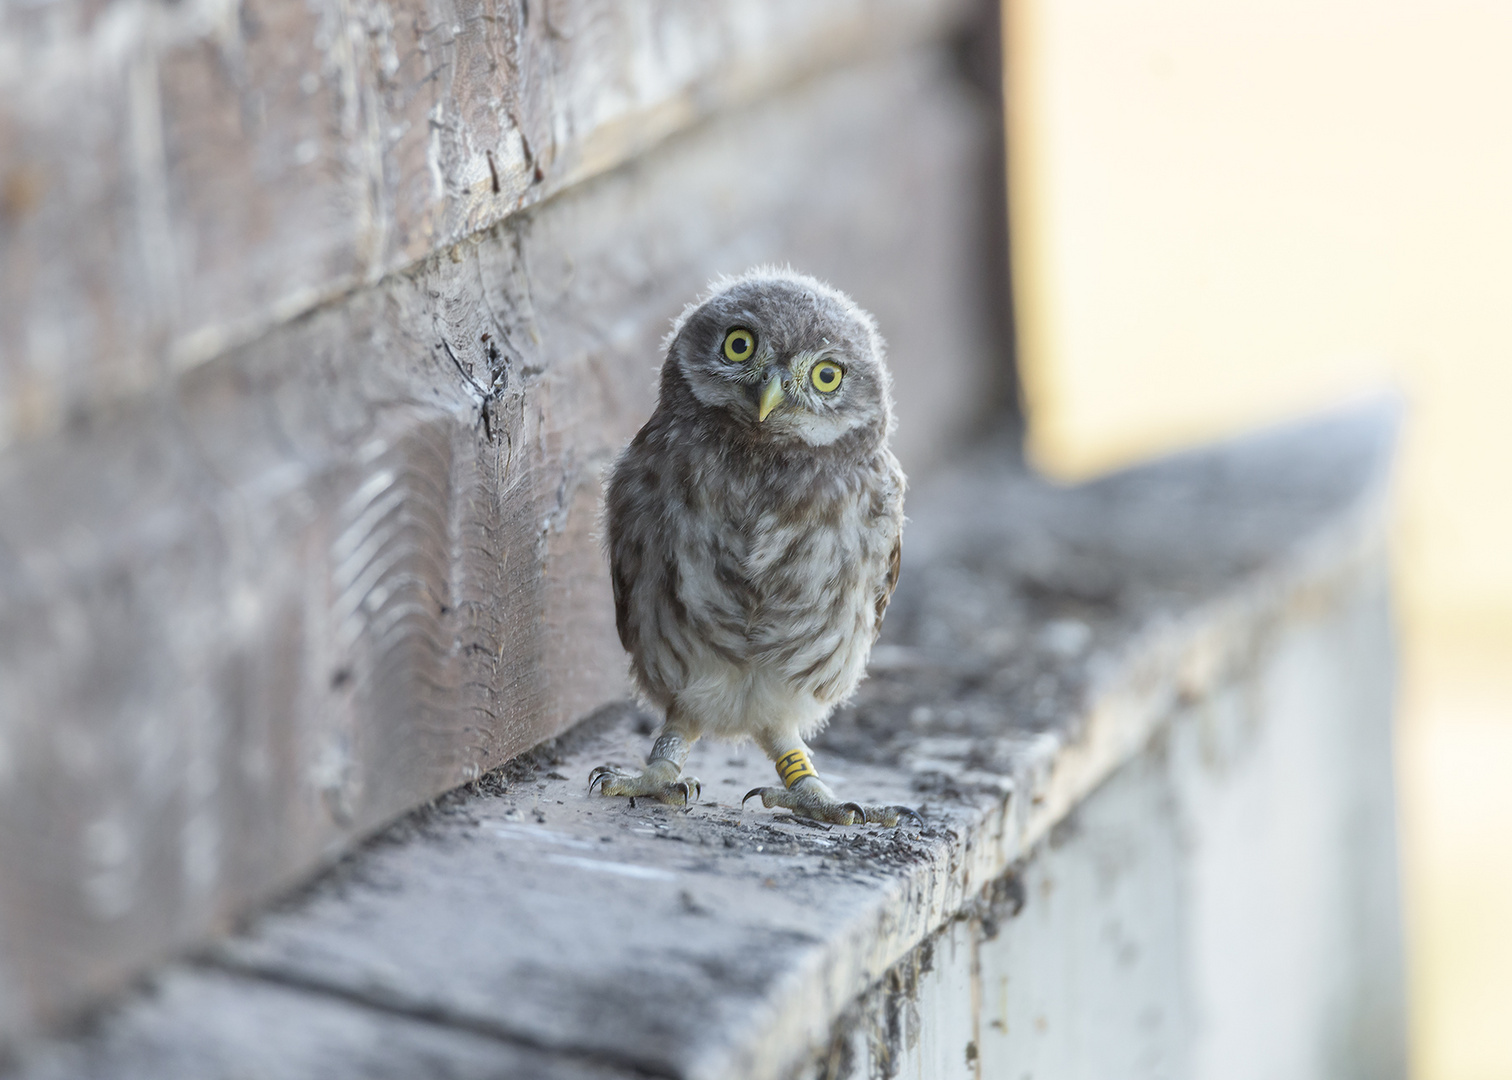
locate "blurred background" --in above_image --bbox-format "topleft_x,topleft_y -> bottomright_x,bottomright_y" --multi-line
1001,1 -> 1512,1076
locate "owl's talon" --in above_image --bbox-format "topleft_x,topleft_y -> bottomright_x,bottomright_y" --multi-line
853,804 -> 925,827
742,782 -> 918,827
588,766 -> 615,795
589,764 -> 701,806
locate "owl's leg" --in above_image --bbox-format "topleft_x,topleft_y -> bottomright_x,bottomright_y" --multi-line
588,723 -> 702,806
741,739 -> 921,828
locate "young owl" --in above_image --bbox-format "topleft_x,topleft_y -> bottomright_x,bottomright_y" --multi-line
589,268 -> 919,827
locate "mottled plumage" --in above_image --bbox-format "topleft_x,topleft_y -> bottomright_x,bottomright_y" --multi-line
589,268 -> 916,827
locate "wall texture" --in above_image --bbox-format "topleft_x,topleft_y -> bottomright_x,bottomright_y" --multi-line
1,0 -> 970,445
0,0 -> 1008,1046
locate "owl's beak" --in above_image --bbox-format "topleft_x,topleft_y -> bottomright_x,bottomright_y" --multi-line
757,373 -> 785,422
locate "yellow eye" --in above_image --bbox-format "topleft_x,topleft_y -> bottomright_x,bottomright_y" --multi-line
811,360 -> 844,393
722,328 -> 756,363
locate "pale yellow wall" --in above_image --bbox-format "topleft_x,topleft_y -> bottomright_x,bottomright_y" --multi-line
1005,0 -> 1512,631
1002,3 -> 1512,1077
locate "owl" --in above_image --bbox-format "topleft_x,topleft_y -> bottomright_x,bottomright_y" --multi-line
588,268 -> 918,827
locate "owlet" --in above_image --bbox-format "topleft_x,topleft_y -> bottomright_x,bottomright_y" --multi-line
589,268 -> 918,827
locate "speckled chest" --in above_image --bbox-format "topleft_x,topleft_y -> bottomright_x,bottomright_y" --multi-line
682,447 -> 873,609
611,426 -> 899,669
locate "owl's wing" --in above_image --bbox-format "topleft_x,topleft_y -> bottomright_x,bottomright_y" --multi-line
873,535 -> 901,642
611,544 -> 636,655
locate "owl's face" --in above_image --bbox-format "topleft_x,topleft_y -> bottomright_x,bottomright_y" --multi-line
665,271 -> 893,447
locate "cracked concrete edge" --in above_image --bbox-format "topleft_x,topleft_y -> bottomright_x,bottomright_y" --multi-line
2,965 -> 646,1080
686,430 -> 1394,1080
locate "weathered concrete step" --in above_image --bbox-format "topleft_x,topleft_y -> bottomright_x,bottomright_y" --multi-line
3,404 -> 1401,1080
9,966 -> 636,1080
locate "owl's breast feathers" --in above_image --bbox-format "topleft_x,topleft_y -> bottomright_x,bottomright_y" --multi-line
607,409 -> 903,711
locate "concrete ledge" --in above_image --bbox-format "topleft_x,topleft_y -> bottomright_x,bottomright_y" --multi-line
3,404 -> 1403,1080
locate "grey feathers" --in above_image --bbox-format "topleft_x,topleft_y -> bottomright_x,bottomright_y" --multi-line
606,268 -> 904,747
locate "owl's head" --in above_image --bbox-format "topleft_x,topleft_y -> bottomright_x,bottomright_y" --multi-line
662,268 -> 894,447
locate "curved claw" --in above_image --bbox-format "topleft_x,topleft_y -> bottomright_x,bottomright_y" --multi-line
841,801 -> 866,825
676,779 -> 702,804
895,806 -> 925,827
588,765 -> 623,796
742,786 -> 768,808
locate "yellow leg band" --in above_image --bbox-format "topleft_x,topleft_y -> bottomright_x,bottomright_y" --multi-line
776,749 -> 817,788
